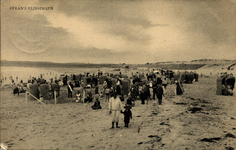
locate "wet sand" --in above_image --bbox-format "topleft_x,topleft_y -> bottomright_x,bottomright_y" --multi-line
1,76 -> 236,150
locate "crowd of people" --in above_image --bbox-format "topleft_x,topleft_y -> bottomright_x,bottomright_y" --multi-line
9,68 -> 188,129
79,69 -> 185,129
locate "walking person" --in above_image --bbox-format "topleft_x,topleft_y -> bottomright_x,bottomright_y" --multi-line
157,85 -> 165,105
109,92 -> 123,129
67,81 -> 74,98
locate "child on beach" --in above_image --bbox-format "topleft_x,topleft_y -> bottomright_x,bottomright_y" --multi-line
91,97 -> 102,110
121,105 -> 132,128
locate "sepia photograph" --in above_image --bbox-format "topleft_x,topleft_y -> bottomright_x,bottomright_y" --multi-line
1,0 -> 236,149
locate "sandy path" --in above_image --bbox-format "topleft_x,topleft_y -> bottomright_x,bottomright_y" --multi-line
1,76 -> 236,150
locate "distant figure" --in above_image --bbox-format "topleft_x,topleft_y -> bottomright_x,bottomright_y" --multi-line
121,105 -> 132,128
152,78 -> 158,100
109,92 -> 122,129
105,87 -> 110,102
76,91 -> 82,103
116,79 -> 121,95
162,77 -> 167,94
84,85 -> 93,102
13,87 -> 19,96
156,85 -> 164,105
67,82 -> 74,98
175,81 -> 184,95
126,92 -> 135,107
95,86 -> 99,94
140,87 -> 146,104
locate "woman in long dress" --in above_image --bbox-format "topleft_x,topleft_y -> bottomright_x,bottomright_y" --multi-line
175,81 -> 183,95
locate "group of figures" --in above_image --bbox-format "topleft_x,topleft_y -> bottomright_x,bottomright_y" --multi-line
217,72 -> 235,96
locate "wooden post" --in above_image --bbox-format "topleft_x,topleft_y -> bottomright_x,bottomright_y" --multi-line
54,91 -> 57,104
28,92 -> 45,104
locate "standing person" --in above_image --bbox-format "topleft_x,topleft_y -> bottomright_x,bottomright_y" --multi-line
103,80 -> 107,96
126,92 -> 134,107
140,87 -> 146,104
162,77 -> 168,94
67,81 -> 74,98
152,78 -> 158,100
121,105 -> 132,128
139,85 -> 147,104
116,79 -> 121,95
175,81 -> 184,95
105,87 -> 110,102
156,85 -> 165,105
144,84 -> 151,103
109,92 -> 123,129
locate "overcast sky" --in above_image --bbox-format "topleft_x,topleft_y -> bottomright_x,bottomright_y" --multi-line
1,0 -> 236,64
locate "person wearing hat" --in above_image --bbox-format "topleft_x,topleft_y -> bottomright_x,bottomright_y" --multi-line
109,91 -> 123,129
121,104 -> 132,128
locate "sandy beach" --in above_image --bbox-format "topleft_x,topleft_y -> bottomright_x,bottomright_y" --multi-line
1,76 -> 236,150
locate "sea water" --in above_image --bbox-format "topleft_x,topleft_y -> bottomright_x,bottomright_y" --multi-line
1,66 -> 114,84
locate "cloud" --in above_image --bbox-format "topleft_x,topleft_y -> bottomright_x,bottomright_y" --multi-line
1,1 -> 69,54
1,0 -> 236,64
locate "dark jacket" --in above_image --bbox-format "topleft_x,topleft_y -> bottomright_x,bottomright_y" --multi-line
123,110 -> 132,123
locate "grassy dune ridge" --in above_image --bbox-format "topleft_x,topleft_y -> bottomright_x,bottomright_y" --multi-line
1,60 -> 205,70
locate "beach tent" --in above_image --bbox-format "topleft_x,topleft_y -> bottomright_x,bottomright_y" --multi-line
120,74 -> 128,79
216,78 -> 223,95
173,72 -> 180,82
70,74 -> 76,81
37,78 -> 46,84
75,74 -> 81,81
121,80 -> 130,95
28,84 -> 39,100
194,73 -> 199,82
91,77 -> 98,87
185,72 -> 194,83
51,83 -> 60,98
179,72 -> 186,83
225,76 -> 235,90
39,84 -> 50,100
99,76 -> 107,84
83,77 -> 92,87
